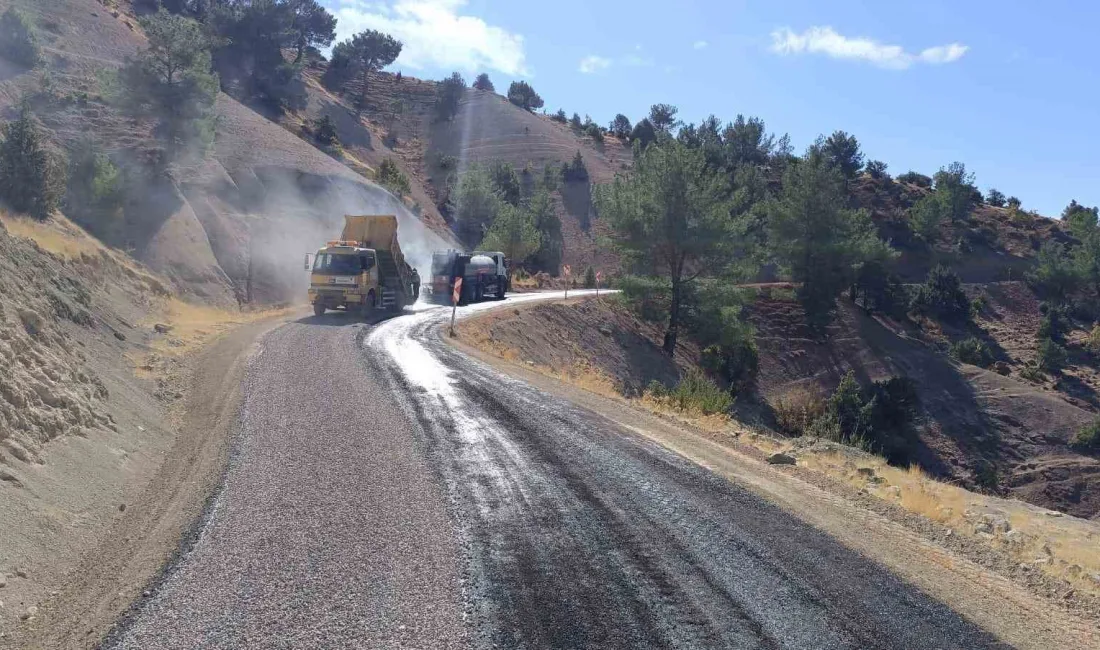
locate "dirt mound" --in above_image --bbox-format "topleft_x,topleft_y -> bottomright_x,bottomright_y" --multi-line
455,298 -> 697,395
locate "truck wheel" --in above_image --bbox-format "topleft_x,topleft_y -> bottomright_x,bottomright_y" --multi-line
313,303 -> 325,316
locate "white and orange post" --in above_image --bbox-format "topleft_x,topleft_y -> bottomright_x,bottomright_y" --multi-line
562,264 -> 571,300
449,277 -> 463,336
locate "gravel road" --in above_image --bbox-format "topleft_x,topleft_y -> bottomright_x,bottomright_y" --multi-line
109,294 -> 1006,649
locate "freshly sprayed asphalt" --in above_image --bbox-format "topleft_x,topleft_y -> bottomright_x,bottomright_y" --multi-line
109,294 -> 1005,649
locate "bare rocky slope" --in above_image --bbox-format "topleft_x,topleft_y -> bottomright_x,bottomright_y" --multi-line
0,213 -> 187,635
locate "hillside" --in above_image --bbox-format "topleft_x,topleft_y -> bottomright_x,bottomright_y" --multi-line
286,61 -> 630,276
0,0 -> 453,306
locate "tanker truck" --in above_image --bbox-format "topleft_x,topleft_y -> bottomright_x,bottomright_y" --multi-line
429,249 -> 508,305
306,215 -> 420,317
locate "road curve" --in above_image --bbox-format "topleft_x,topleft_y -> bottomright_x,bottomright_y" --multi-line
366,294 -> 1004,649
108,293 -> 1005,649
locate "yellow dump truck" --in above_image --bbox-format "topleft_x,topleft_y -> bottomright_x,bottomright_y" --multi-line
306,215 -> 420,317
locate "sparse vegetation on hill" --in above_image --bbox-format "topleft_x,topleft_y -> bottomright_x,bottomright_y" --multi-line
65,139 -> 125,238
118,10 -> 219,161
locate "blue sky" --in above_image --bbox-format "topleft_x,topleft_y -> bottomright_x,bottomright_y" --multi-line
325,0 -> 1099,218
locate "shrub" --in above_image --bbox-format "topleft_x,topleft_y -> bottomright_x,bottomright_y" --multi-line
585,122 -> 604,143
986,188 -> 1006,207
1037,338 -> 1067,372
312,115 -> 338,146
865,159 -> 888,179
645,379 -> 668,399
700,340 -> 759,395
617,275 -> 670,322
507,80 -> 543,111
1086,324 -> 1100,354
65,139 -> 125,237
570,112 -> 583,130
909,264 -> 969,322
772,386 -> 826,435
583,265 -> 596,288
472,72 -> 494,92
897,171 -> 932,188
667,370 -> 733,415
0,8 -> 42,68
561,150 -> 589,183
436,153 -> 457,170
1028,241 -> 1080,305
1019,363 -> 1044,382
551,108 -> 567,123
435,71 -> 465,121
908,194 -> 942,241
0,106 -> 66,219
969,293 -> 988,317
1038,303 -> 1068,342
1072,420 -> 1100,451
810,372 -> 920,462
950,337 -> 993,367
376,157 -> 410,196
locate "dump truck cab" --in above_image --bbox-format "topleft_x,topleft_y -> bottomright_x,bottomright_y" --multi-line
307,215 -> 419,317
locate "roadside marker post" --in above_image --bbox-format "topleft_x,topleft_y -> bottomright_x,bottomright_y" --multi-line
596,270 -> 602,298
563,264 -> 571,300
449,277 -> 463,337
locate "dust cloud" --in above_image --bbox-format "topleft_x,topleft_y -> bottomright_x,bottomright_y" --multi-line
240,169 -> 451,303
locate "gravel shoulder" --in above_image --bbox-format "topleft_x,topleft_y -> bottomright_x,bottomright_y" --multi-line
447,298 -> 1100,650
4,315 -> 290,650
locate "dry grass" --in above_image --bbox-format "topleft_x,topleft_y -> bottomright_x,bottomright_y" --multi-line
770,444 -> 1100,597
1,212 -> 103,260
142,298 -> 291,358
770,385 -> 826,434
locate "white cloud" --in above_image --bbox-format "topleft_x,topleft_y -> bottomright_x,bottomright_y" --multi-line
770,26 -> 967,70
333,0 -> 529,76
693,40 -> 708,50
918,43 -> 969,64
578,55 -> 611,74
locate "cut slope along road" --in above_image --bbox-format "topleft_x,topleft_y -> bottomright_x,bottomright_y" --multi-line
109,292 -> 1004,649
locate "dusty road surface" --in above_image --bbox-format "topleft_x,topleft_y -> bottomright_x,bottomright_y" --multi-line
109,293 -> 1007,649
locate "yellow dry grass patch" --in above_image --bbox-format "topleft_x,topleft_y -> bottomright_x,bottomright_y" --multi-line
770,444 -> 1100,597
1,212 -> 102,260
143,298 -> 292,358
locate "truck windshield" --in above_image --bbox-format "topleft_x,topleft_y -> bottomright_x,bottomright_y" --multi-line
313,253 -> 367,275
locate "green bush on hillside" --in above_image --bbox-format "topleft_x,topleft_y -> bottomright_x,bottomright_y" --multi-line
806,371 -> 920,464
950,337 -> 993,367
0,106 -> 66,220
376,157 -> 410,196
65,139 -> 125,238
648,370 -> 732,416
1072,420 -> 1100,451
0,8 -> 42,68
1037,337 -> 1067,373
909,265 -> 969,322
